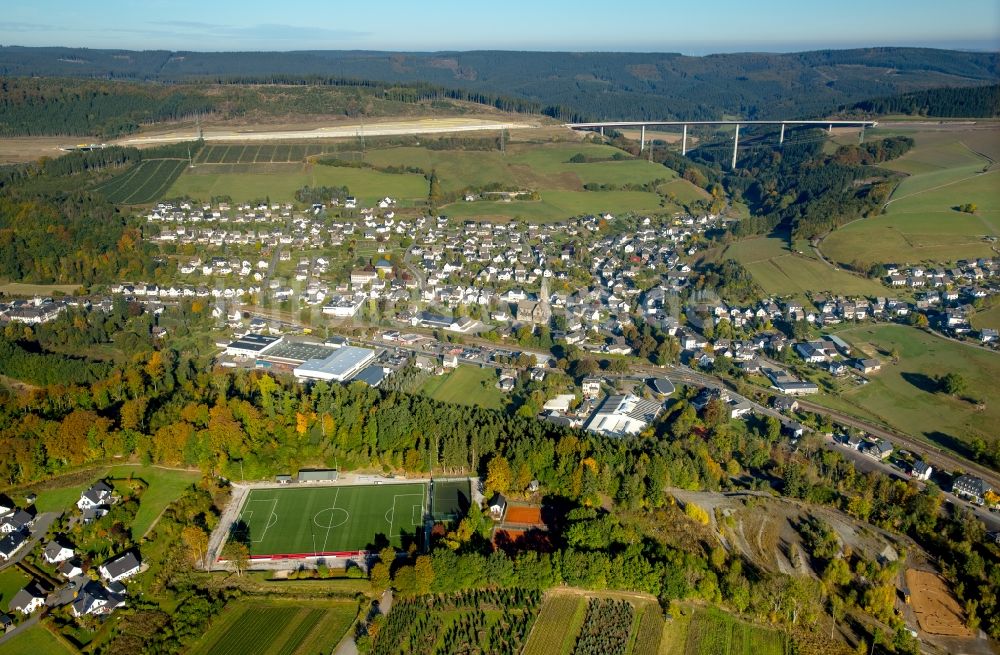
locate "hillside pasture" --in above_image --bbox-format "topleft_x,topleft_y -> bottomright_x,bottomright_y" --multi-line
722,235 -> 888,298
830,324 -> 1000,456
822,126 -> 1000,265
169,162 -> 429,206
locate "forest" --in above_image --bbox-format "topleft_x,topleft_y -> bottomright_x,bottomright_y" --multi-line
0,141 -> 181,283
846,83 -> 1000,118
2,46 -> 997,123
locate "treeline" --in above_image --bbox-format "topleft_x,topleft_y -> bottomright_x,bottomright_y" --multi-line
204,75 -> 545,115
0,335 -> 111,386
847,84 -> 1000,118
0,75 -> 541,139
0,77 -> 215,138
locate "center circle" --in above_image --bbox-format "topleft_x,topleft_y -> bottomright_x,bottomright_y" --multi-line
313,507 -> 350,529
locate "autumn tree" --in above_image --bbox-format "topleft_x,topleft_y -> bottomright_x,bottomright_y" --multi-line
222,541 -> 249,575
181,525 -> 209,568
485,455 -> 512,495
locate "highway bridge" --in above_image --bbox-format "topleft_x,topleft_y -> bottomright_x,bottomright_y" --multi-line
565,119 -> 879,168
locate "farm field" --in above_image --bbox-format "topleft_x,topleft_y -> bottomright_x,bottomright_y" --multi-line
234,482 -> 427,556
722,235 -> 888,298
168,161 -> 428,206
523,595 -> 586,655
827,324 -> 1000,456
196,143 -> 332,164
372,588 -> 540,655
364,142 -> 672,192
659,607 -> 787,655
95,158 -> 188,204
0,624 -> 76,655
419,365 -> 506,410
188,598 -> 357,655
822,126 -> 1000,265
523,591 -> 664,655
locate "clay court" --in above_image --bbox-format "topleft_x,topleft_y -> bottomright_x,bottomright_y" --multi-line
504,505 -> 543,525
905,569 -> 973,637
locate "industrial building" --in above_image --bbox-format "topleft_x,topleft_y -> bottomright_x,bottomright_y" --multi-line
293,345 -> 377,382
585,394 -> 662,437
224,334 -> 283,358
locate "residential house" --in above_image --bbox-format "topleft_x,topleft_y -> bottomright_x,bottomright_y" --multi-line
99,551 -> 142,583
910,461 -> 932,481
8,583 -> 46,614
42,539 -> 74,564
487,493 -> 507,520
77,481 -> 113,511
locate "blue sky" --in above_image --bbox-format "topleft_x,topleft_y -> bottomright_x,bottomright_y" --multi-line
3,0 -> 998,53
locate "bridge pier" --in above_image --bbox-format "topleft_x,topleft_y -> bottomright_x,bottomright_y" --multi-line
731,124 -> 740,170
828,123 -> 833,134
640,124 -> 645,152
859,125 -> 865,144
779,123 -> 785,146
599,126 -> 604,137
681,124 -> 687,156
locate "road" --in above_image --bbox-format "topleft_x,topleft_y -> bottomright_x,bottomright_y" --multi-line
795,398 -> 1000,493
0,512 -> 58,572
114,118 -> 535,147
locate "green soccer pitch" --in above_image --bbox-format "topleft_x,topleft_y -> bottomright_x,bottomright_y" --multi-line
235,483 -> 427,557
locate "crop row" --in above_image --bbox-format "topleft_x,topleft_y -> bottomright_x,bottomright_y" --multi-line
523,595 -> 584,655
98,159 -> 187,204
207,606 -> 300,655
197,143 -> 331,164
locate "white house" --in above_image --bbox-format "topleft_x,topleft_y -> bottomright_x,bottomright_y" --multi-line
9,584 -> 46,614
43,540 -> 74,564
77,481 -> 114,511
99,551 -> 142,583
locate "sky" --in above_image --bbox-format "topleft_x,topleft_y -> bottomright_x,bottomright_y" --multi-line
3,0 -> 998,53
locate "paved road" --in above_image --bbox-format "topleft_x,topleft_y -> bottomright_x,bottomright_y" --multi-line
0,614 -> 39,646
0,512 -> 58,572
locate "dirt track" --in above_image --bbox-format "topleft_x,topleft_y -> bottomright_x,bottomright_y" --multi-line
114,117 -> 536,146
905,569 -> 972,637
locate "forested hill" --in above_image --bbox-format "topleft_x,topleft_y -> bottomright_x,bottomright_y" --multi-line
845,83 -> 1000,118
1,46 -> 997,121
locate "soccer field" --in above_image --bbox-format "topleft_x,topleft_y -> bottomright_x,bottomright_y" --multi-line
237,483 -> 427,557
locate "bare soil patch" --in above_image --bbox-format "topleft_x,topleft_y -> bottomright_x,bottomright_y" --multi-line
905,569 -> 972,637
